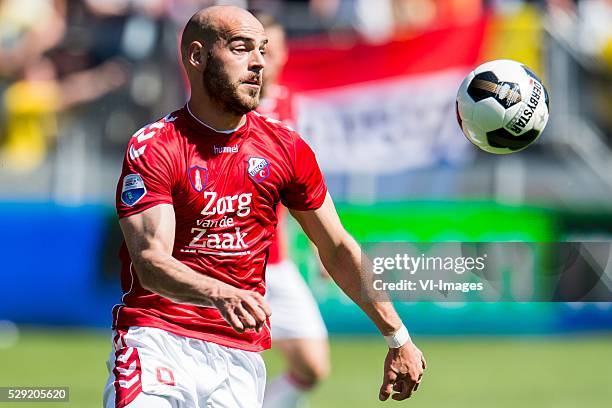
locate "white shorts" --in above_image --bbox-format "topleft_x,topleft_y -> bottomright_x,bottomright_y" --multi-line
265,260 -> 328,341
103,326 -> 266,408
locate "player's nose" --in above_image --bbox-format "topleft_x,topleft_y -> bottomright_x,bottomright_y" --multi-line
250,49 -> 265,71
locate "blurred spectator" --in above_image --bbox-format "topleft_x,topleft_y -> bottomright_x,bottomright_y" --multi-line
392,0 -> 438,30
0,0 -> 66,79
392,0 -> 483,32
545,0 -> 576,33
577,0 -> 612,68
1,56 -> 127,172
546,0 -> 612,69
0,0 -> 141,173
0,0 -> 65,172
1,59 -> 61,173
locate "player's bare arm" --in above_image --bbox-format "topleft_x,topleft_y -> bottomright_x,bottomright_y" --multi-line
119,204 -> 271,333
290,193 -> 426,401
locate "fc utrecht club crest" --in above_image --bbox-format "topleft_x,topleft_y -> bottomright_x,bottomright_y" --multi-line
247,157 -> 270,183
188,166 -> 208,192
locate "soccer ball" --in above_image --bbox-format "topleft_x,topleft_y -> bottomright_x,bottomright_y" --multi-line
456,59 -> 550,154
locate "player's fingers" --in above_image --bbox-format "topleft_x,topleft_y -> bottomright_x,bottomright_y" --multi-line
241,296 -> 268,324
379,370 -> 397,401
414,374 -> 423,392
235,304 -> 257,329
250,292 -> 272,317
392,378 -> 414,401
393,381 -> 403,392
241,298 -> 268,333
410,369 -> 422,384
421,354 -> 427,370
224,309 -> 245,333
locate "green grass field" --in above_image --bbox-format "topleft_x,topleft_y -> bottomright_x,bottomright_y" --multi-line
0,329 -> 611,407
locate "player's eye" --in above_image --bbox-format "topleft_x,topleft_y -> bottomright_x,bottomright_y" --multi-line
230,42 -> 248,52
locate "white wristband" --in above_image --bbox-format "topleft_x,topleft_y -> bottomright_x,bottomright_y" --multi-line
384,324 -> 411,348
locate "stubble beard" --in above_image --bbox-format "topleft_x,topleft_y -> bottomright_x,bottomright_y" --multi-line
203,53 -> 260,116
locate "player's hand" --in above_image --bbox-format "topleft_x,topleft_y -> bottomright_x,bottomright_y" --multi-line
211,283 -> 272,333
379,342 -> 426,401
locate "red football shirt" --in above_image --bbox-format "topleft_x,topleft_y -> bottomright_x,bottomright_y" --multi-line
114,105 -> 327,352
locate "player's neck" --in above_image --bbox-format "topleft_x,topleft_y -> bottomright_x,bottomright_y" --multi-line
186,99 -> 246,132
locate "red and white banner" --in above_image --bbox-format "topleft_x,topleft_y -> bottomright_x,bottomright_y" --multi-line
281,19 -> 488,173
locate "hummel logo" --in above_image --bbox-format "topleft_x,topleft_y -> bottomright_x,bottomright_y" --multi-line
213,144 -> 239,154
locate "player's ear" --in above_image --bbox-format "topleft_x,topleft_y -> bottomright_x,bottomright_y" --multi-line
188,41 -> 207,71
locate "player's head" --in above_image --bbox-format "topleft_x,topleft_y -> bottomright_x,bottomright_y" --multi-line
251,11 -> 288,96
181,6 -> 267,115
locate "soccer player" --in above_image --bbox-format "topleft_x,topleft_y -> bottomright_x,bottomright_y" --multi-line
253,12 -> 331,408
104,6 -> 425,408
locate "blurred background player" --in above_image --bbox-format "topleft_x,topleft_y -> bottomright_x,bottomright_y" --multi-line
253,11 -> 331,408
